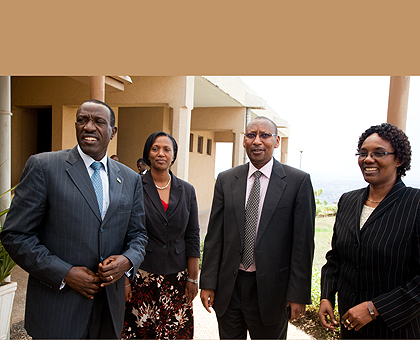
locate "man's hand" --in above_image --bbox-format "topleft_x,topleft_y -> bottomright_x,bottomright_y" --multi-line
64,266 -> 101,299
288,301 -> 306,320
200,289 -> 215,313
318,299 -> 338,330
97,255 -> 131,287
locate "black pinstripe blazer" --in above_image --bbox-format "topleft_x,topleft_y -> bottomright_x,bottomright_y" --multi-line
321,179 -> 420,338
0,147 -> 148,339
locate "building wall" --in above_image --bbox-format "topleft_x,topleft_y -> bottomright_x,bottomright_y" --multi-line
188,130 -> 216,231
11,108 -> 38,186
117,106 -> 170,172
191,107 -> 246,167
8,76 -> 255,230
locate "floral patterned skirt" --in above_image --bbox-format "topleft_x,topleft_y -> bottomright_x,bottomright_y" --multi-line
121,269 -> 194,339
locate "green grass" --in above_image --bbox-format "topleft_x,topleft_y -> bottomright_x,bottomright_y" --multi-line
314,216 -> 335,270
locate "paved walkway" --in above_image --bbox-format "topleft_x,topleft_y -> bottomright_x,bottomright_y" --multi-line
10,266 -> 313,339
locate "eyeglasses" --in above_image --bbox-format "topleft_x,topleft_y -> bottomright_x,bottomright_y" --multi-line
244,133 -> 277,140
355,151 -> 396,159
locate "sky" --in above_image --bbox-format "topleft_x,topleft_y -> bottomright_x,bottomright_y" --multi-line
215,76 -> 420,187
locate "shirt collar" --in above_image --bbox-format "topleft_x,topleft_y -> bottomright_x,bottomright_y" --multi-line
248,157 -> 273,180
77,145 -> 108,173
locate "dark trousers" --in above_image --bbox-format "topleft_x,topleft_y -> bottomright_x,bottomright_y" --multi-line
82,289 -> 117,339
216,270 -> 288,339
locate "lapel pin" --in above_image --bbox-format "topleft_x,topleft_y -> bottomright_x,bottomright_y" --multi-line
117,178 -> 121,183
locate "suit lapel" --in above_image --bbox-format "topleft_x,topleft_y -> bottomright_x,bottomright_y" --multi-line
102,159 -> 123,225
65,147 -> 102,221
256,160 -> 286,246
166,172 -> 182,219
352,188 -> 366,243
361,179 -> 406,233
232,164 -> 248,242
143,171 -> 168,221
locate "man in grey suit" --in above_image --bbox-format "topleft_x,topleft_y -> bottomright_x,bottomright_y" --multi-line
200,116 -> 315,339
0,99 -> 148,339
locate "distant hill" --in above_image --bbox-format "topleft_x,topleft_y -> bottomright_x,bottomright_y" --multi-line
312,178 -> 420,205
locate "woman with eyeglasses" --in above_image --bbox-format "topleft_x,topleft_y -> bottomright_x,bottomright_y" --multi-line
318,123 -> 420,339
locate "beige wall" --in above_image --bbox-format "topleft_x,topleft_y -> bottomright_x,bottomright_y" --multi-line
188,130 -> 216,229
117,106 -> 170,172
188,130 -> 216,210
192,107 -> 246,167
11,108 -> 38,186
107,76 -> 194,179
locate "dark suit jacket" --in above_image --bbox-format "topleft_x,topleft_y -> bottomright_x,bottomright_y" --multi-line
0,147 -> 148,339
200,159 -> 315,326
140,171 -> 200,275
321,179 -> 420,338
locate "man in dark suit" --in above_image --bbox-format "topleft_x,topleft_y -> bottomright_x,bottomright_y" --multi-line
0,99 -> 148,339
200,116 -> 315,339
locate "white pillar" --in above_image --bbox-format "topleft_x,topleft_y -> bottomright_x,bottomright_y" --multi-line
171,77 -> 194,180
0,76 -> 12,224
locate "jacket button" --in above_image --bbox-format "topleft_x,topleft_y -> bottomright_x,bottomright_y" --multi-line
163,245 -> 167,249
100,228 -> 104,233
164,234 -> 167,238
163,222 -> 168,226
100,256 -> 104,261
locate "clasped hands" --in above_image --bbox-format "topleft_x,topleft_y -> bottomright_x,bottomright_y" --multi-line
64,255 -> 130,299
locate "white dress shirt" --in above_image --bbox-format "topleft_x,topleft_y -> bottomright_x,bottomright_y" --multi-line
77,145 -> 110,220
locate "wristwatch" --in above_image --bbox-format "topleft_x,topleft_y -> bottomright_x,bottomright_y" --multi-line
186,277 -> 198,284
367,301 -> 376,320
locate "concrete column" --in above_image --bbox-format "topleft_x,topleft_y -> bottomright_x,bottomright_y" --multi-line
171,77 -> 194,180
171,106 -> 191,180
281,137 -> 288,164
387,76 -> 410,131
0,76 -> 12,223
90,76 -> 105,101
233,132 -> 245,167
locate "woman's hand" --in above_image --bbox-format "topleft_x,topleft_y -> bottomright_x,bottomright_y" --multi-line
318,299 -> 339,330
185,280 -> 198,304
124,277 -> 132,302
341,301 -> 377,331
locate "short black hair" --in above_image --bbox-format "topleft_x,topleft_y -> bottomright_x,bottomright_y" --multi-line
79,99 -> 116,127
137,158 -> 145,164
143,131 -> 178,167
358,123 -> 411,178
248,116 -> 278,135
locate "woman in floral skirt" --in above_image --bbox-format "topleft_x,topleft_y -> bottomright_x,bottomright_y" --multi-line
122,131 -> 200,339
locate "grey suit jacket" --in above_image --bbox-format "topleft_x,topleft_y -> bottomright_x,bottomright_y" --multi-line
200,159 -> 315,326
321,179 -> 420,338
0,146 -> 148,339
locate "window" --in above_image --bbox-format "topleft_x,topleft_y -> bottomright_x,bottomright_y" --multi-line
189,133 -> 194,152
207,138 -> 212,155
197,136 -> 204,154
